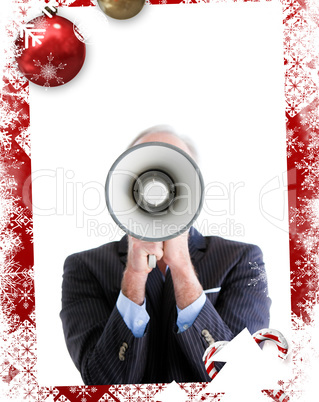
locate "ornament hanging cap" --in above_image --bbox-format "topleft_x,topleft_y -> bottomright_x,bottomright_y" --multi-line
43,5 -> 58,17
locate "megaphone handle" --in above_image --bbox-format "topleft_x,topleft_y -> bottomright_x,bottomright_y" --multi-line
148,254 -> 157,269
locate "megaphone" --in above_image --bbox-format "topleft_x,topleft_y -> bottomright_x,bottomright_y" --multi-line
105,142 -> 204,268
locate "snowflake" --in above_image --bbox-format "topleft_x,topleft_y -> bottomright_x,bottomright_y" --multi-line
296,253 -> 317,274
130,384 -> 146,396
307,290 -> 317,299
9,203 -> 32,231
108,385 -> 122,398
15,126 -> 31,157
308,131 -> 319,155
17,4 -> 29,19
179,381 -> 209,400
98,392 -> 118,402
0,229 -> 23,260
300,107 -> 319,131
247,262 -> 268,290
295,157 -> 319,178
25,226 -> 34,243
0,260 -> 22,303
33,53 -> 66,87
22,382 -> 39,400
0,98 -> 22,131
7,67 -> 28,90
0,130 -> 12,152
68,385 -> 97,400
31,14 -> 50,30
286,128 -> 300,155
306,278 -> 317,289
17,283 -> 33,309
302,172 -> 319,191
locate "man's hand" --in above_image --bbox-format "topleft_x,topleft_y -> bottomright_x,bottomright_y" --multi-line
127,236 -> 164,274
163,231 -> 203,310
122,232 -> 203,311
121,236 -> 163,305
162,231 -> 191,268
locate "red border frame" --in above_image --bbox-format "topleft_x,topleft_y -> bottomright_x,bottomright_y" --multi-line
1,0 -> 318,400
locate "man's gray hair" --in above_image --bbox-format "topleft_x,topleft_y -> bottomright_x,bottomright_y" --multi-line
127,125 -> 199,163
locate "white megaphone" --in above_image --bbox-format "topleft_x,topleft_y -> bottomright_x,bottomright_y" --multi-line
105,142 -> 204,268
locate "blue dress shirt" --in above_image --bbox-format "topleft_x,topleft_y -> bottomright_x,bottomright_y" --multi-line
116,289 -> 206,338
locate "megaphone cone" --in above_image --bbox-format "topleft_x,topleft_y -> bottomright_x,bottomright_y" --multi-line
105,142 -> 204,266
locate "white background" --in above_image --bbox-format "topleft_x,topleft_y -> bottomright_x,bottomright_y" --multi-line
29,2 -> 291,386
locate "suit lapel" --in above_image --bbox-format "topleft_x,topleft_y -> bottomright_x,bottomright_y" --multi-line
118,235 -> 128,265
188,226 -> 207,266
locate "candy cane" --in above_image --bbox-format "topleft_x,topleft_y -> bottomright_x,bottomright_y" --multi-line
202,328 -> 290,402
263,389 -> 290,402
203,328 -> 289,378
202,340 -> 229,380
252,328 -> 289,360
252,329 -> 289,401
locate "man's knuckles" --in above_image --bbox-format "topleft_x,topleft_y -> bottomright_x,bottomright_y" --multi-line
130,239 -> 163,259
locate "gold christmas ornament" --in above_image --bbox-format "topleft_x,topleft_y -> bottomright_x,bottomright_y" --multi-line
97,0 -> 145,20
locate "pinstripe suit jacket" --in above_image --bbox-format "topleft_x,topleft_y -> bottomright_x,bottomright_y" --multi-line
60,228 -> 271,385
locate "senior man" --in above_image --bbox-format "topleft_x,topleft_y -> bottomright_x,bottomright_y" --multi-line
60,126 -> 271,385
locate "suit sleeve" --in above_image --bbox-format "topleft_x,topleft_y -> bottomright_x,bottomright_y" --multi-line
173,243 -> 271,381
60,253 -> 150,385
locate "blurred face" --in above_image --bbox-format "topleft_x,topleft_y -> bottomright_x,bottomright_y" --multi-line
132,131 -> 194,242
133,132 -> 194,159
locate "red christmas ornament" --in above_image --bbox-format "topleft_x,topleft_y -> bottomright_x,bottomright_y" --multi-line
15,7 -> 86,87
